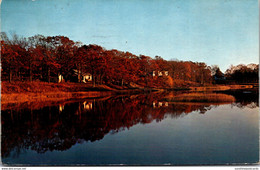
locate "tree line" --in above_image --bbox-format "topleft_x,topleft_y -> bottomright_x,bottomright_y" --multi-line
1,33 -> 258,87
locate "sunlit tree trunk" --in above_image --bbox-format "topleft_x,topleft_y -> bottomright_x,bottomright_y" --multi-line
18,68 -> 21,81
100,75 -> 104,85
92,74 -> 96,87
29,63 -> 32,82
201,73 -> 204,85
9,67 -> 12,83
78,64 -> 81,83
47,67 -> 50,83
92,69 -> 96,87
40,66 -> 43,80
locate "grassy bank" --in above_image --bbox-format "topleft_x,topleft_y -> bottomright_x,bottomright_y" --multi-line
189,84 -> 255,92
1,81 -> 256,104
1,91 -> 116,104
1,81 -> 126,104
1,81 -> 118,94
164,93 -> 236,103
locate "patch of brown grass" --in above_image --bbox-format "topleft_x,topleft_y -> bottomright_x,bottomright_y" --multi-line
190,85 -> 254,92
172,79 -> 199,88
1,81 -> 116,94
190,86 -> 230,92
1,81 -> 118,104
1,95 -> 113,111
165,93 -> 235,103
1,91 -> 114,105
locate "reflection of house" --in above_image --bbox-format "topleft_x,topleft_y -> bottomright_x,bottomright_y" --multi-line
153,101 -> 169,108
83,101 -> 93,110
152,71 -> 169,77
59,104 -> 64,112
73,69 -> 92,83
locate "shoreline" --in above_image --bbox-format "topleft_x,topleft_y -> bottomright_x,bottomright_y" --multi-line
1,81 -> 258,105
1,91 -> 116,105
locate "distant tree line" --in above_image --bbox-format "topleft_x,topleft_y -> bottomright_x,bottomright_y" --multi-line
210,64 -> 259,84
225,64 -> 259,84
1,33 -> 258,87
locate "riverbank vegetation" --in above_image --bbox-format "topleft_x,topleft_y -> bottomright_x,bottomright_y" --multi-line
164,93 -> 235,103
1,81 -> 144,104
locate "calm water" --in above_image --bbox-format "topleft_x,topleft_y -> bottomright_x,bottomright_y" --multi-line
1,91 -> 259,165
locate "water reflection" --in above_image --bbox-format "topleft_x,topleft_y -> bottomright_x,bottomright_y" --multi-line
219,89 -> 259,108
1,91 -> 259,164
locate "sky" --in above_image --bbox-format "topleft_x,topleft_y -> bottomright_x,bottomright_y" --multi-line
1,0 -> 259,71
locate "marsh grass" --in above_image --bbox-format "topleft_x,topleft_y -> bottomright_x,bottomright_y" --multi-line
190,85 -> 254,92
165,93 -> 235,103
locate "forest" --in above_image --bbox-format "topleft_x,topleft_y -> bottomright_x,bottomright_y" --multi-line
1,33 -> 259,88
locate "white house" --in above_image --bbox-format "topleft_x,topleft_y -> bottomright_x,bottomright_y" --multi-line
58,74 -> 64,83
82,73 -> 92,83
73,69 -> 92,83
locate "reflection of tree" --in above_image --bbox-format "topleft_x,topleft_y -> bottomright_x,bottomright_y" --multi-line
219,90 -> 259,108
1,93 -> 257,158
231,102 -> 258,109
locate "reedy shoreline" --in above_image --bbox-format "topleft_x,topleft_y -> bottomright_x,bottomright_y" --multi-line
1,81 -> 258,105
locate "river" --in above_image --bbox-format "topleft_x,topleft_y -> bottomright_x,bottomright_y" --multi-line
1,91 -> 259,165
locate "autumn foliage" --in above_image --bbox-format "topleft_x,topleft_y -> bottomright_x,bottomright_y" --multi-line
1,33 -> 258,88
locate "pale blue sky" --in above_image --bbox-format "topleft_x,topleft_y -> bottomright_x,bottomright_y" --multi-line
1,0 -> 259,71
